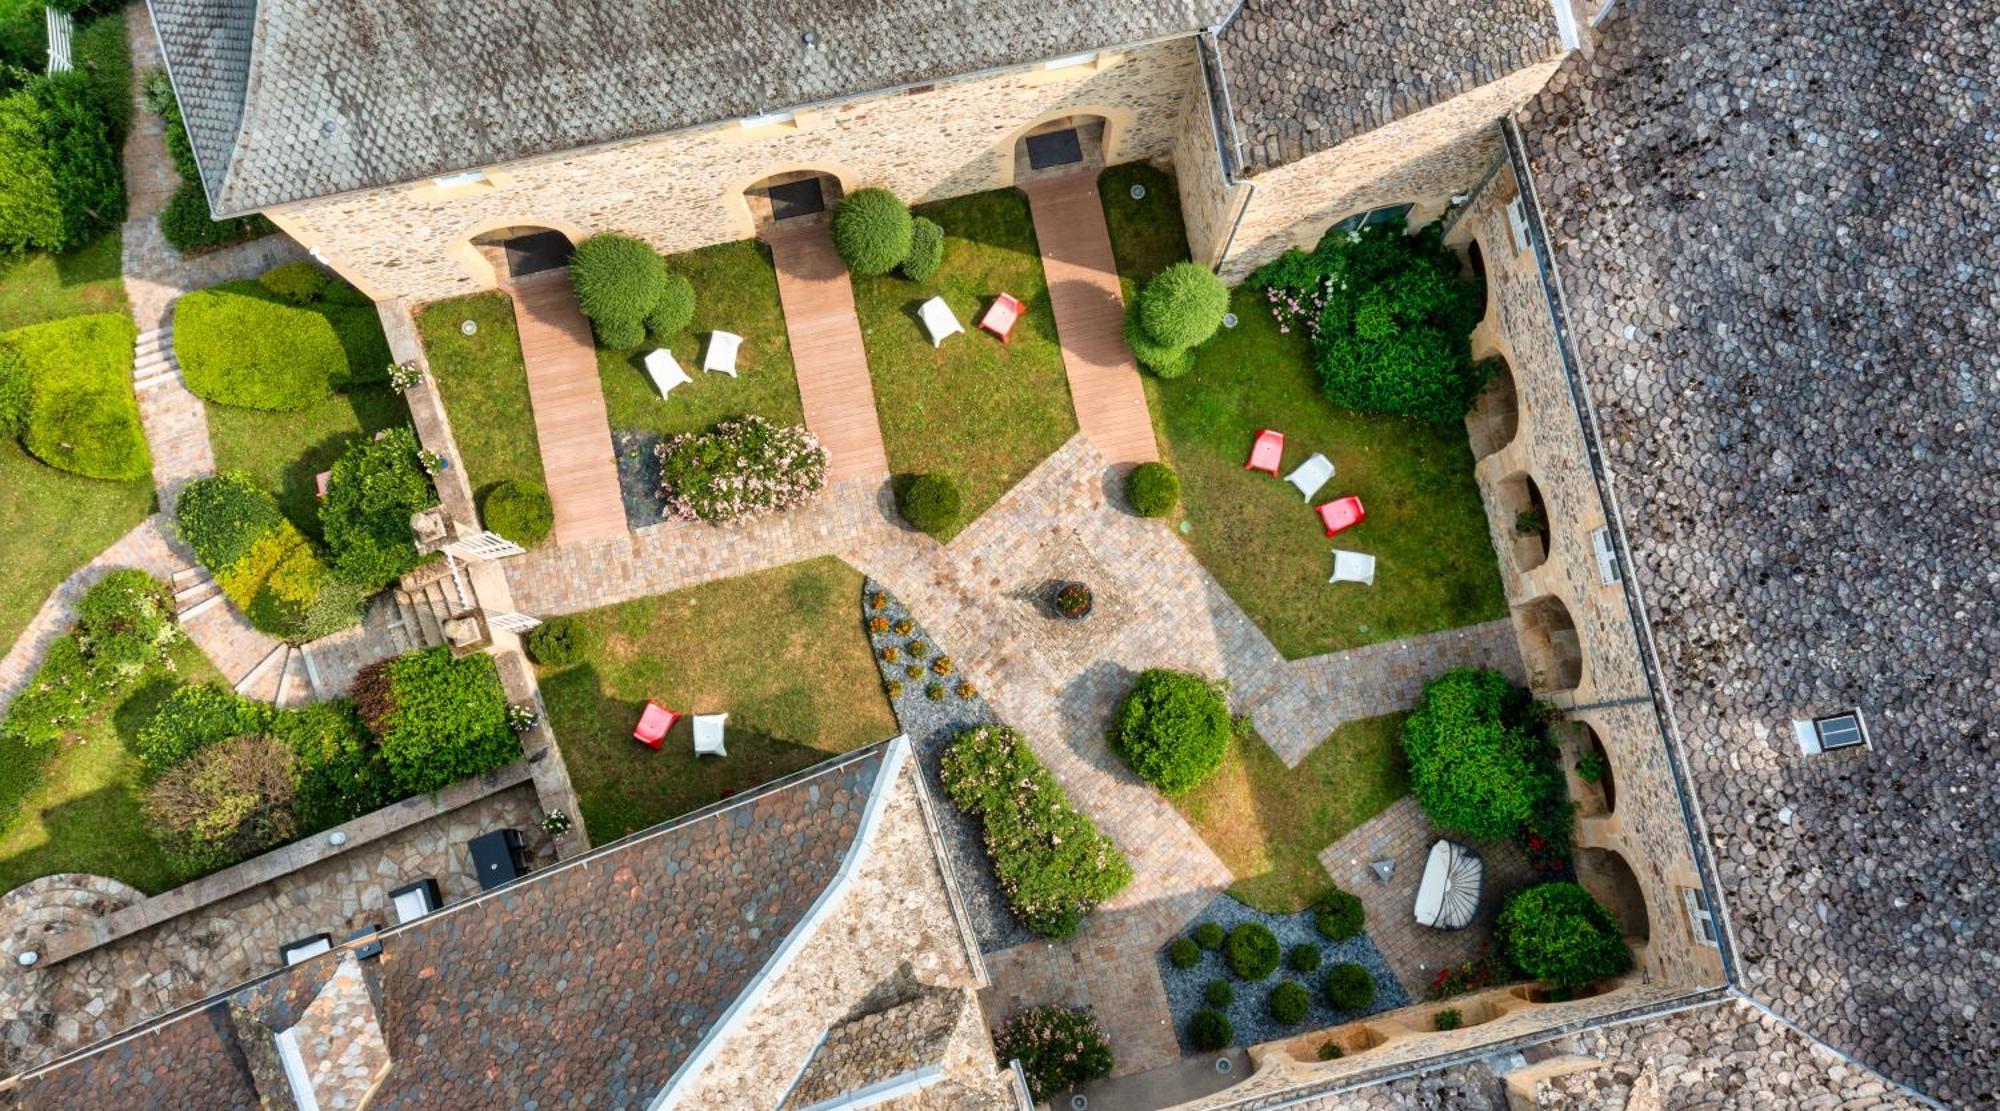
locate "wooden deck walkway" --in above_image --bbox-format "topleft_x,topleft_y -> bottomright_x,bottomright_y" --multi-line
764,223 -> 889,482
506,273 -> 627,544
1023,175 -> 1159,465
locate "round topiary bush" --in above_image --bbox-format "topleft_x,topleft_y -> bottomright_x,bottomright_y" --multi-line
1138,261 -> 1230,350
1123,301 -> 1195,378
831,188 -> 914,276
1204,978 -> 1234,1007
1225,922 -> 1280,980
483,479 -> 554,546
1496,882 -> 1633,987
1167,937 -> 1201,969
1187,1009 -> 1233,1052
569,233 -> 668,344
1288,943 -> 1321,974
1192,921 -> 1225,951
525,616 -> 588,669
898,473 -> 961,536
258,261 -> 328,304
1313,889 -> 1365,940
1125,461 -> 1180,517
1323,963 -> 1376,1011
646,272 -> 696,339
901,215 -> 944,281
1267,981 -> 1311,1024
1110,668 -> 1231,795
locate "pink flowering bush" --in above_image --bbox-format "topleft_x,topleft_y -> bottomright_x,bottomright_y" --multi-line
654,415 -> 827,524
993,1004 -> 1114,1100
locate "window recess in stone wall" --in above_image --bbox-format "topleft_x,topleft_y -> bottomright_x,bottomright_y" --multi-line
1792,710 -> 1869,755
1332,203 -> 1414,237
1681,886 -> 1721,948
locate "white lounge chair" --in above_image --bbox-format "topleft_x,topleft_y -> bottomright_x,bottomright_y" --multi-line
918,297 -> 964,348
703,331 -> 742,377
643,349 -> 691,399
1285,453 -> 1335,500
692,712 -> 727,757
1414,840 -> 1484,930
1329,549 -> 1376,586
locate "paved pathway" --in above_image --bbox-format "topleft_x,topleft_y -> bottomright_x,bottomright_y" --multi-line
764,222 -> 890,481
506,273 -> 627,544
1022,175 -> 1158,465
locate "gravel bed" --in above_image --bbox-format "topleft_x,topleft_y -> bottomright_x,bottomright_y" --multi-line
1157,893 -> 1411,1054
612,429 -> 668,527
862,579 -> 1034,954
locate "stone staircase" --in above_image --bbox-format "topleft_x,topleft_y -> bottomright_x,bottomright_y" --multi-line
167,566 -> 313,707
386,557 -> 488,655
131,325 -> 179,392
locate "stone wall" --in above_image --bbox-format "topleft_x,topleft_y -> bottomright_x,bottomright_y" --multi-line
268,40 -> 1200,303
1167,60 -> 1242,278
1447,160 -> 1724,992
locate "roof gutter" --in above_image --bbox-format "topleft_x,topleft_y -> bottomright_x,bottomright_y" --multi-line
1197,29 -> 1256,271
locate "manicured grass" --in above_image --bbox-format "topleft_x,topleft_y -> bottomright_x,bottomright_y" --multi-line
1173,715 -> 1410,912
0,638 -> 225,896
1102,167 -> 1507,657
538,557 -> 899,842
208,386 -> 409,541
0,233 -> 128,332
0,442 -> 154,653
852,188 -> 1076,538
597,238 -> 803,437
416,292 -> 546,506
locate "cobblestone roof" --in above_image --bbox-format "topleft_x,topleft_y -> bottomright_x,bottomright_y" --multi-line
2,746 -> 896,1108
1213,0 -> 1563,175
1516,0 -> 1998,1104
147,0 -> 1231,215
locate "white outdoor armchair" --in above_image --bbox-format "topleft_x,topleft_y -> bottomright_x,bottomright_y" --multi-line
918,297 -> 964,348
1285,453 -> 1335,500
1329,549 -> 1377,586
643,348 -> 691,399
703,331 -> 742,377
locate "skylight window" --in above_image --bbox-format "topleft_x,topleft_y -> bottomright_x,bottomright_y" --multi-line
1791,709 -> 1870,755
1680,886 -> 1720,948
432,170 -> 487,189
740,110 -> 796,130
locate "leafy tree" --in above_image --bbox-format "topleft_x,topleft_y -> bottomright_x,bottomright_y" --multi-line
320,426 -> 437,590
1497,882 -> 1633,986
1401,668 -> 1556,841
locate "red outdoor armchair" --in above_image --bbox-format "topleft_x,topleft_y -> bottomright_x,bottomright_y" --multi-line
633,701 -> 681,750
1317,496 -> 1366,537
1245,429 -> 1284,475
979,293 -> 1024,342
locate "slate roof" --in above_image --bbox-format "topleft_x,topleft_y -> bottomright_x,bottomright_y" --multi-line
148,0 -> 1232,216
1516,0 -> 2000,1104
3,744 -> 898,1109
1212,0 -> 1563,175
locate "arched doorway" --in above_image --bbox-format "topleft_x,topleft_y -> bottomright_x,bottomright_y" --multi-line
1496,470 -> 1551,572
1466,357 -> 1518,460
1012,114 -> 1108,184
745,170 -> 845,233
1515,594 -> 1583,694
1575,847 -> 1651,943
469,226 -> 574,283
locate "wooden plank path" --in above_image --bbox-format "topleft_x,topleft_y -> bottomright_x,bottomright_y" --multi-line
764,223 -> 889,481
506,272 -> 628,544
1023,174 -> 1159,465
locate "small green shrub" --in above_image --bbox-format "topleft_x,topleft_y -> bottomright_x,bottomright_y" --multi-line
1122,301 -> 1194,378
1224,922 -> 1280,980
4,313 -> 148,479
1575,752 -> 1608,783
898,473 -> 961,536
1138,262 -> 1229,350
1402,668 -> 1558,842
1316,1041 -> 1344,1061
940,724 -> 1132,938
1433,1008 -> 1464,1031
159,180 -> 244,251
1313,889 -> 1365,941
483,479 -> 553,546
831,187 -> 914,276
361,648 -> 520,795
569,233 -> 668,345
274,700 -> 394,831
1204,979 -> 1234,1007
1193,921 -> 1225,951
176,471 -> 285,570
525,616 -> 588,668
136,682 -> 271,769
1110,668 -> 1231,795
1267,981 -> 1311,1024
645,271 -> 696,340
1168,937 -> 1201,968
1496,882 -> 1632,987
320,426 -> 437,591
1323,963 -> 1376,1011
1124,461 -> 1180,517
175,473 -> 360,641
258,260 -> 330,304
993,1005 -> 1114,1101
1187,1009 -> 1233,1052
900,215 -> 944,280
1288,943 -> 1321,974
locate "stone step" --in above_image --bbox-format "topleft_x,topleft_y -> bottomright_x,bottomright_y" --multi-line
170,566 -> 205,589
299,643 -> 324,699
402,591 -> 445,649
134,372 -> 180,392
233,642 -> 289,698
172,575 -> 216,602
178,589 -> 226,620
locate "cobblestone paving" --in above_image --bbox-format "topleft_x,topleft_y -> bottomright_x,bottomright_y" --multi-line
0,785 -> 544,1074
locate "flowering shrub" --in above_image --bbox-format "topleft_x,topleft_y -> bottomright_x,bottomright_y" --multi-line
886,680 -> 904,699
867,615 -> 890,634
954,681 -> 977,699
1053,582 -> 1093,619
506,703 -> 541,733
868,592 -> 887,611
904,664 -> 924,679
1428,954 -> 1505,1000
930,655 -> 954,676
655,416 -> 827,524
925,682 -> 945,701
540,809 -> 573,837
994,1006 -> 1114,1100
878,645 -> 900,663
386,360 -> 424,391
906,639 -> 929,659
941,724 -> 1132,937
893,618 -> 913,635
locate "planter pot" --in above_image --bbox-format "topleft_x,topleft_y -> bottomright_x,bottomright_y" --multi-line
1051,581 -> 1094,621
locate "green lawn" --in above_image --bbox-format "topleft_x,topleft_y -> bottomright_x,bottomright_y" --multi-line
852,189 -> 1076,537
0,442 -> 155,653
538,557 -> 899,842
0,638 -> 225,895
1101,165 -> 1507,658
208,386 -> 409,541
597,238 -> 804,438
416,292 -> 546,506
0,233 -> 128,332
1173,715 -> 1410,912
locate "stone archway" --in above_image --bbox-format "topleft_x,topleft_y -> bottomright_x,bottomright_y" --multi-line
1496,470 -> 1551,572
1575,846 -> 1651,943
744,169 -> 847,235
1010,113 -> 1111,185
1467,356 -> 1519,460
1515,594 -> 1583,694
449,219 -> 588,288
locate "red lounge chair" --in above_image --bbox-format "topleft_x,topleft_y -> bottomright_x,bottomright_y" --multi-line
1245,429 -> 1284,475
633,701 -> 680,750
1317,496 -> 1366,537
979,293 -> 1023,342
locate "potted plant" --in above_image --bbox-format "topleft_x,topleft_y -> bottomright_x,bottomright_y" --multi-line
1052,581 -> 1093,621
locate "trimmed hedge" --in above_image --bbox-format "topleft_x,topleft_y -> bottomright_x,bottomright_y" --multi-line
258,260 -> 329,304
1124,461 -> 1179,517
1314,888 -> 1365,940
1402,668 -> 1558,842
0,343 -> 27,437
646,271 -> 696,340
898,473 -> 960,536
569,232 -> 669,346
993,1005 -> 1114,1101
357,648 -> 519,795
136,682 -> 270,770
1225,922 -> 1280,980
1110,668 -> 1231,796
320,426 -> 437,591
176,473 -> 363,641
0,66 -> 124,254
144,75 -> 271,252
1187,1009 -> 1233,1052
525,616 -> 588,668
831,188 -> 914,276
483,479 -> 553,546
940,723 -> 1132,938
1323,962 -> 1376,1011
1496,882 -> 1632,987
173,278 -> 391,410
900,215 -> 944,281
656,416 -> 828,524
1,312 -> 148,479
1268,980 -> 1311,1024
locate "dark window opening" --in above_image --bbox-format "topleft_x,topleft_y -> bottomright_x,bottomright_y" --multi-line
502,231 -> 573,278
767,178 -> 826,221
1025,128 -> 1084,170
1332,203 -> 1415,236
